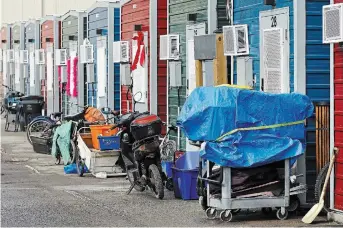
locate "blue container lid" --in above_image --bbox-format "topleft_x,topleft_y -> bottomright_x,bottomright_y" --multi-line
175,151 -> 200,170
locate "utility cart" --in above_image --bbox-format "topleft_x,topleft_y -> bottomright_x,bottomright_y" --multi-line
198,158 -> 307,222
75,127 -> 126,178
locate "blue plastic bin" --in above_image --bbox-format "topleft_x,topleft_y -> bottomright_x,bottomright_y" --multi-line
64,163 -> 88,174
162,161 -> 173,178
97,135 -> 120,150
172,151 -> 200,200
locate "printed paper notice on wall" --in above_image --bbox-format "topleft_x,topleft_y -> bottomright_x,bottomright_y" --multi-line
46,52 -> 53,91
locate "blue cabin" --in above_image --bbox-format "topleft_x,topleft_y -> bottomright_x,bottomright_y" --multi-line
87,1 -> 121,110
231,0 -> 330,206
24,19 -> 41,96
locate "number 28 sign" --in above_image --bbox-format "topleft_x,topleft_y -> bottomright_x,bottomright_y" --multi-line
271,16 -> 277,27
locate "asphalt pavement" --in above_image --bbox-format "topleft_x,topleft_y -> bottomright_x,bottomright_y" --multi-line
0,119 -> 340,227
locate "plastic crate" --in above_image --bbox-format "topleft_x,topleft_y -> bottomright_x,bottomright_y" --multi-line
89,124 -> 119,150
97,135 -> 120,150
172,151 -> 200,200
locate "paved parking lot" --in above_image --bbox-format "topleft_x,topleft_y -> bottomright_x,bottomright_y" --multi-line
0,121 -> 340,227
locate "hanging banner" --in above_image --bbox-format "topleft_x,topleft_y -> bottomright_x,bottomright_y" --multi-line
69,51 -> 78,97
46,52 -> 53,91
29,52 -> 35,87
131,34 -> 147,103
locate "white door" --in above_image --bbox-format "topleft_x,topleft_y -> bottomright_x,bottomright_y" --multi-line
131,32 -> 148,112
186,23 -> 206,151
260,7 -> 290,94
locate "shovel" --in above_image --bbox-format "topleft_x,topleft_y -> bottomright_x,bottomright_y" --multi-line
302,147 -> 338,224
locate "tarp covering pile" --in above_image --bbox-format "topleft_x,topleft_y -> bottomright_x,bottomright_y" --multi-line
176,86 -> 314,168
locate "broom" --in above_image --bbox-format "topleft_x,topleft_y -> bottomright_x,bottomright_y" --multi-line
302,147 -> 338,224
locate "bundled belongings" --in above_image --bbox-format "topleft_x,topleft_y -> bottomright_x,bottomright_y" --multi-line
177,86 -> 314,168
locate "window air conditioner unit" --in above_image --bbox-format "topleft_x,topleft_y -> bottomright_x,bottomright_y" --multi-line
20,50 -> 29,64
6,49 -> 14,62
80,44 -> 94,64
113,41 -> 129,63
323,3 -> 343,43
223,24 -> 250,56
55,49 -> 67,66
159,34 -> 180,60
35,49 -> 45,65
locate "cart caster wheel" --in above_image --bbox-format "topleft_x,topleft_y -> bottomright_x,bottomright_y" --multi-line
276,209 -> 288,220
205,208 -> 216,220
262,207 -> 273,215
231,209 -> 241,215
220,210 -> 233,222
166,178 -> 173,191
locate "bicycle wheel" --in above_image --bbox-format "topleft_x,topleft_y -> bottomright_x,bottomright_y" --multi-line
26,119 -> 53,145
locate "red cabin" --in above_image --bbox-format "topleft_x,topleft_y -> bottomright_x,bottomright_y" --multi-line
120,0 -> 167,131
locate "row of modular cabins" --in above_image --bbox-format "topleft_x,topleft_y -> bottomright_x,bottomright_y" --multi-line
0,0 -> 342,220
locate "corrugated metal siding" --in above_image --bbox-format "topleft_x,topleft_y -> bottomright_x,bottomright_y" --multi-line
168,0 -> 207,150
157,0 -> 168,126
87,6 -> 120,110
114,8 -> 121,111
334,0 -> 343,213
121,0 -> 150,114
121,0 -> 167,130
61,15 -> 78,114
40,20 -> 54,110
83,16 -> 87,107
232,0 -> 294,91
88,7 -> 108,107
304,0 -> 330,203
24,22 -> 36,96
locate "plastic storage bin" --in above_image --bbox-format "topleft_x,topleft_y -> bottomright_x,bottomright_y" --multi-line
97,135 -> 120,150
172,151 -> 200,200
90,125 -> 119,150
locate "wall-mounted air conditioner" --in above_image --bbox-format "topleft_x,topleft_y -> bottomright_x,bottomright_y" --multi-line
6,49 -> 14,62
159,34 -> 180,60
80,43 -> 94,64
113,41 -> 129,63
323,3 -> 343,43
55,49 -> 67,66
35,49 -> 45,65
223,24 -> 250,56
20,50 -> 29,64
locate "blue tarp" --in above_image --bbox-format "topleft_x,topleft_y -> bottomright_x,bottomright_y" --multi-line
176,87 -> 314,168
